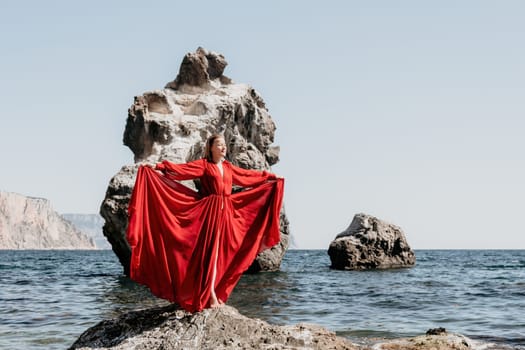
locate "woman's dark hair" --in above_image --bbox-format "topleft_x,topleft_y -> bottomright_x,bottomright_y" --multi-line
203,134 -> 224,162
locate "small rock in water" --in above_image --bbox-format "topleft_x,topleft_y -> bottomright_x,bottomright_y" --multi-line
328,213 -> 415,270
426,327 -> 447,335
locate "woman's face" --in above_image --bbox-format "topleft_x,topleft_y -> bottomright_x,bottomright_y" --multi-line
211,137 -> 227,162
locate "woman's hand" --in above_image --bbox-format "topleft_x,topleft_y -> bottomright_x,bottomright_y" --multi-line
142,163 -> 163,174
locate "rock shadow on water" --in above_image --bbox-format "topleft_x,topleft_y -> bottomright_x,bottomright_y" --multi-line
94,275 -> 169,320
92,268 -> 296,326
228,271 -> 296,322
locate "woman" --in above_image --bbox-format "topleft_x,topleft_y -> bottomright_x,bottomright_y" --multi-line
126,134 -> 284,312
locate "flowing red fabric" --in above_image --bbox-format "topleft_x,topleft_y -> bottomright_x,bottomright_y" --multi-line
126,159 -> 284,312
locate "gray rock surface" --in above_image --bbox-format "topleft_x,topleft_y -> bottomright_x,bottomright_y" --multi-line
0,191 -> 95,249
100,47 -> 289,276
328,213 -> 415,270
372,332 -> 473,350
62,213 -> 110,249
371,328 -> 511,350
69,305 -> 496,350
69,304 -> 358,350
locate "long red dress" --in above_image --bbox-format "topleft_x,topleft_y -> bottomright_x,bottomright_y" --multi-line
126,158 -> 284,312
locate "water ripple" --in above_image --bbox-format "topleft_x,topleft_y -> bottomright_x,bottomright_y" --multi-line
0,250 -> 524,349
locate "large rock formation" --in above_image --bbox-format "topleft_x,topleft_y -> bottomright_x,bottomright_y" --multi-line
70,304 -> 358,350
62,214 -> 110,249
0,191 -> 95,249
70,305 -> 486,350
100,47 -> 289,275
328,213 -> 415,270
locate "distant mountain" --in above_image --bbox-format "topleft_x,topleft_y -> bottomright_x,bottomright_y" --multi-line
62,213 -> 111,249
0,191 -> 96,249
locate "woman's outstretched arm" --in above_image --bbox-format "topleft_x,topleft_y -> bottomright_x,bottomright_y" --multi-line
154,159 -> 206,180
229,162 -> 281,188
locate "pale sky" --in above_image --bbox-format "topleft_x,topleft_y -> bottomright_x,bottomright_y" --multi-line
1,1 -> 524,249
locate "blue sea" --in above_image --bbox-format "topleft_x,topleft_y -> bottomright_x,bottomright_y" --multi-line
0,250 -> 524,349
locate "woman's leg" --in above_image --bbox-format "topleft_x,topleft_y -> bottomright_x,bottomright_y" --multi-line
209,232 -> 222,308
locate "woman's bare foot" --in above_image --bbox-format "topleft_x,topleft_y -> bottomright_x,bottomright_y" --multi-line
210,301 -> 221,308
210,291 -> 223,309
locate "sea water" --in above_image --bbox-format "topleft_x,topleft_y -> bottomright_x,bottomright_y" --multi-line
0,250 -> 523,349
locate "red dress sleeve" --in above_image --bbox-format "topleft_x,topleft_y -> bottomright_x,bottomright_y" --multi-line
229,162 -> 277,187
155,159 -> 206,180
